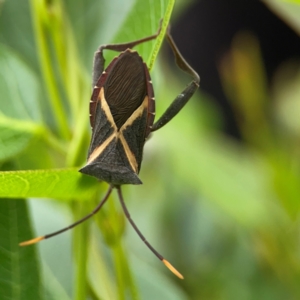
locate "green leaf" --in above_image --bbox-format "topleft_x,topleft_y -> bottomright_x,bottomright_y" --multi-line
111,0 -> 174,69
0,199 -> 44,299
0,0 -> 38,71
0,45 -> 42,122
0,116 -> 43,163
0,169 -> 99,201
97,0 -> 174,70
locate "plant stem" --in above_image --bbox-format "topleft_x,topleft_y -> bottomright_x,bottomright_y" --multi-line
73,202 -> 89,300
29,0 -> 70,140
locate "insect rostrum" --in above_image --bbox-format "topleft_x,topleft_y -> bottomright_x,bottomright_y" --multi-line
20,23 -> 200,280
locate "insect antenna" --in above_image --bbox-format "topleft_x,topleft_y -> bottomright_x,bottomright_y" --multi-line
116,187 -> 184,279
19,185 -> 113,246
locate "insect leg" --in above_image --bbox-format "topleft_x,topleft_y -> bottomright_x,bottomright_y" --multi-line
151,29 -> 200,132
92,21 -> 162,87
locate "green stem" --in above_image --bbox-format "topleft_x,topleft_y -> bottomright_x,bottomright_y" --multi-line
116,242 -> 140,300
40,0 -> 91,168
29,0 -> 70,139
113,245 -> 126,300
66,81 -> 90,167
73,202 -> 90,300
49,0 -> 84,120
109,196 -> 139,300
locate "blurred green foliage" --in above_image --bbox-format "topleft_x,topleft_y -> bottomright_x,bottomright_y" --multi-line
0,0 -> 300,299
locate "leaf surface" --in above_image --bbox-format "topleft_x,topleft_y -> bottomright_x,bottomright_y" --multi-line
0,199 -> 43,300
0,169 -> 99,201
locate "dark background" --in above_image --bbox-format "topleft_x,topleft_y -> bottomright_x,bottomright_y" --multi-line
171,0 -> 300,138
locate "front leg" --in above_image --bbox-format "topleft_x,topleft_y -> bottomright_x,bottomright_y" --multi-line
151,30 -> 200,132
